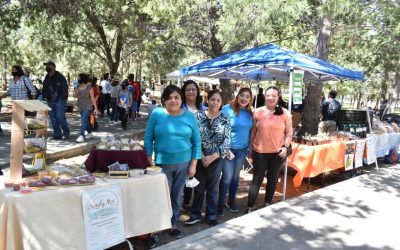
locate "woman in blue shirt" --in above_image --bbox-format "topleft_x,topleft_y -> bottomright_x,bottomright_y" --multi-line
144,84 -> 201,239
218,87 -> 253,215
185,89 -> 231,227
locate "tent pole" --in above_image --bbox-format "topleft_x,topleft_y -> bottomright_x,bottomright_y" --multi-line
283,67 -> 294,201
363,81 -> 379,171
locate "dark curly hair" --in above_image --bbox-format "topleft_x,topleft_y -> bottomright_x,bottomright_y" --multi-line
161,84 -> 183,106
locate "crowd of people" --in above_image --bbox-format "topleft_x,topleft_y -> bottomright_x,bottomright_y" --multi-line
144,80 -> 294,242
0,61 -> 153,143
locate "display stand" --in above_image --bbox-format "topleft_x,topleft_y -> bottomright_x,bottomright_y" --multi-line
9,100 -> 51,183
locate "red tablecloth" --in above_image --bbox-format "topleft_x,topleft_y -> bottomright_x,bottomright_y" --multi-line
85,147 -> 151,172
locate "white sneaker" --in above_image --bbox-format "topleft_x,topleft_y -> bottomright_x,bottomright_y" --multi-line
76,135 -> 84,143
85,133 -> 93,139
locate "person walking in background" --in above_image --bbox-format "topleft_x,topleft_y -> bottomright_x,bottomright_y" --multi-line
185,90 -> 231,227
319,90 -> 341,133
74,73 -> 99,143
147,100 -> 157,118
117,81 -> 132,130
109,76 -> 121,124
90,77 -> 100,131
181,80 -> 206,211
41,61 -> 70,140
218,87 -> 253,216
127,74 -> 139,122
0,65 -> 37,100
253,87 -> 265,108
144,84 -> 201,239
246,86 -> 292,213
100,73 -> 111,117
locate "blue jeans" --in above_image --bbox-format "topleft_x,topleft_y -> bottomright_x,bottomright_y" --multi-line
191,158 -> 223,221
80,110 -> 92,137
160,161 -> 190,226
218,148 -> 248,205
110,97 -> 119,122
48,100 -> 70,138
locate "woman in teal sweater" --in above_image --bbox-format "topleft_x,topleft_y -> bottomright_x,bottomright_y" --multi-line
144,84 -> 201,239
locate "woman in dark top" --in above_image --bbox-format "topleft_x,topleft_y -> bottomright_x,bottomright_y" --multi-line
185,89 -> 231,226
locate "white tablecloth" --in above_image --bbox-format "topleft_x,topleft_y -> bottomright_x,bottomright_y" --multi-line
371,133 -> 400,157
0,174 -> 172,250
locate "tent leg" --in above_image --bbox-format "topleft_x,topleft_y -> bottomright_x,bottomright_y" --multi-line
283,67 -> 294,201
363,80 -> 379,171
282,159 -> 288,200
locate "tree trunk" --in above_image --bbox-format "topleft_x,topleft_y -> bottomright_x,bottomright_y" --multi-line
301,14 -> 332,135
387,60 -> 400,113
219,79 -> 234,105
356,88 -> 362,109
2,59 -> 7,91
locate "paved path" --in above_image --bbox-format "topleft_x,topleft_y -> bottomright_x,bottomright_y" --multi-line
158,165 -> 400,250
0,108 -> 150,170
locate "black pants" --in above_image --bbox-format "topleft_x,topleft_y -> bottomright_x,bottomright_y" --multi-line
118,107 -> 129,129
101,93 -> 111,115
247,151 -> 285,207
191,158 -> 222,221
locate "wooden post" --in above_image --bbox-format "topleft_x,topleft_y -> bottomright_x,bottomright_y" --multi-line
10,103 -> 25,182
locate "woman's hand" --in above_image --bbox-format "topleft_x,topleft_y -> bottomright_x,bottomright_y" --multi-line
278,146 -> 287,158
201,153 -> 218,167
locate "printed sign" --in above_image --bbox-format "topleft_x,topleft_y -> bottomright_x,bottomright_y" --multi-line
82,185 -> 125,250
364,136 -> 376,165
354,140 -> 366,168
344,141 -> 355,171
292,70 -> 304,105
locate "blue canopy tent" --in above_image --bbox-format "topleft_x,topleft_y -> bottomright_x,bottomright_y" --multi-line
180,43 -> 364,82
180,43 -> 371,200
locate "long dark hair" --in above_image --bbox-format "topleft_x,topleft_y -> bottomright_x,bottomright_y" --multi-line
230,87 -> 253,116
266,86 -> 283,115
12,65 -> 25,77
181,80 -> 203,109
161,84 -> 183,106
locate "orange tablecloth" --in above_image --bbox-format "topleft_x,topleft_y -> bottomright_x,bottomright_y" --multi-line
288,142 -> 346,187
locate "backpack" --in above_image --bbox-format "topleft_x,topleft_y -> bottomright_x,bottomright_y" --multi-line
23,77 -> 40,99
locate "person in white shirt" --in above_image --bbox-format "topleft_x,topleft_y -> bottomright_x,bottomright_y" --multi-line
100,73 -> 111,116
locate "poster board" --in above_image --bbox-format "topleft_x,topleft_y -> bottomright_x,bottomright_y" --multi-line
82,185 -> 125,250
344,141 -> 355,171
354,140 -> 366,168
364,136 -> 377,165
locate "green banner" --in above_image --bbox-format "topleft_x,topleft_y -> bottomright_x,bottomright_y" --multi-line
292,70 -> 304,105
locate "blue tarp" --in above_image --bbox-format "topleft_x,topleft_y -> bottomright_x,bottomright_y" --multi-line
180,43 -> 364,82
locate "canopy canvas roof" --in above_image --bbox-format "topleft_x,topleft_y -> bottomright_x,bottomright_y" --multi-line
180,43 -> 364,82
166,70 -> 219,85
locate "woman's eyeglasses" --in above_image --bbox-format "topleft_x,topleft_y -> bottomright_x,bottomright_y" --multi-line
185,88 -> 197,93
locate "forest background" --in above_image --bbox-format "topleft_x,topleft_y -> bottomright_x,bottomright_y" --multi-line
0,0 -> 399,134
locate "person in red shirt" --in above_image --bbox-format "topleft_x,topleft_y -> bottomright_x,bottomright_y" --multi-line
127,74 -> 140,122
90,77 -> 100,130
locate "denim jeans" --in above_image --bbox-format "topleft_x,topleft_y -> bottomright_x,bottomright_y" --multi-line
48,100 -> 70,138
110,97 -> 119,122
191,158 -> 223,221
160,162 -> 190,226
218,148 -> 248,205
80,110 -> 92,137
247,151 -> 285,207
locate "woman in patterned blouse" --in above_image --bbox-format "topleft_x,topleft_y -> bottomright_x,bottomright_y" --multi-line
185,89 -> 231,227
